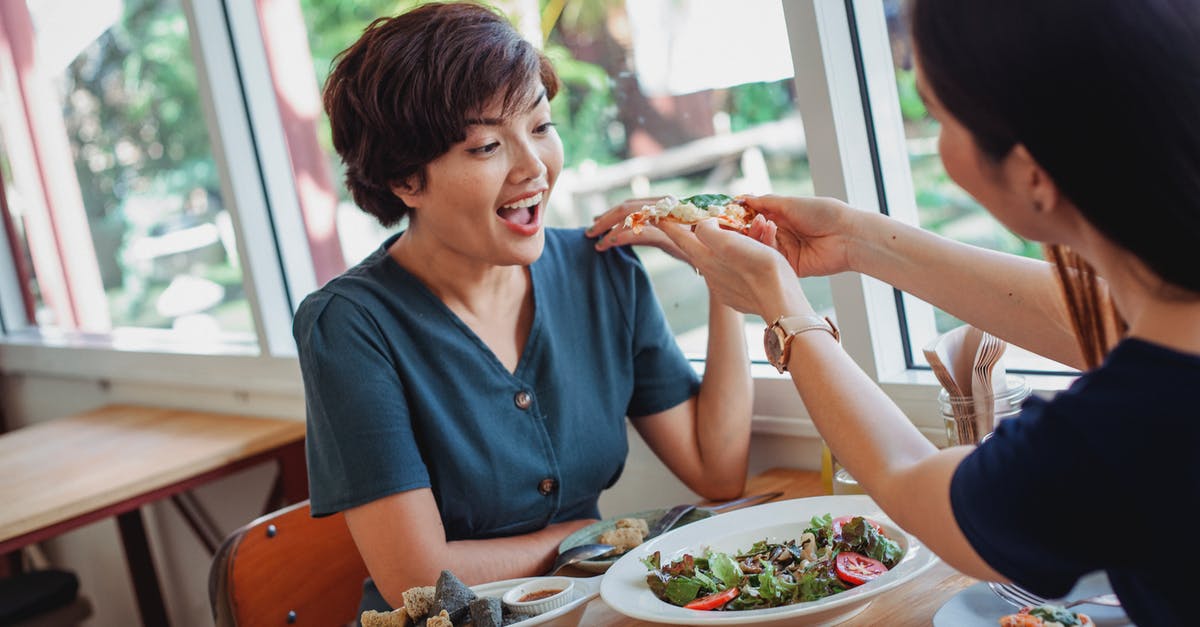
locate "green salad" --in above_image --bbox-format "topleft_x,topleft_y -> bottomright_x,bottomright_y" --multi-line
641,514 -> 903,611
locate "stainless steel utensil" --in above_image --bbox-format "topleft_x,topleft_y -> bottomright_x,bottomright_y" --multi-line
644,492 -> 785,541
644,504 -> 696,540
699,491 -> 784,514
989,582 -> 1122,610
544,543 -> 616,576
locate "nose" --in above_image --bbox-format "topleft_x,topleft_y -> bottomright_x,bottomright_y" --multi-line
510,138 -> 547,183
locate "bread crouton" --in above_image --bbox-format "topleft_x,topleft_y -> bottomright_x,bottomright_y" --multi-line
614,517 -> 649,535
401,586 -> 437,622
424,609 -> 453,627
598,526 -> 644,553
360,607 -> 410,627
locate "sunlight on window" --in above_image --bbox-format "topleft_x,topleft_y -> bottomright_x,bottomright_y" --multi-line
0,0 -> 256,345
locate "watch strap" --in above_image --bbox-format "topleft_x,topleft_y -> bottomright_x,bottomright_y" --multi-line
769,314 -> 840,373
774,314 -> 840,344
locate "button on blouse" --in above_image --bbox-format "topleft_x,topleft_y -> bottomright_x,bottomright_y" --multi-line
515,390 -> 533,410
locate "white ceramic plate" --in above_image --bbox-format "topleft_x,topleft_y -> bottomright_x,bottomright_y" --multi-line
471,574 -> 602,627
933,572 -> 1131,627
599,495 -> 938,626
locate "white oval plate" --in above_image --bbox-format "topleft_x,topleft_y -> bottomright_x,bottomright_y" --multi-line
599,495 -> 938,626
472,574 -> 602,627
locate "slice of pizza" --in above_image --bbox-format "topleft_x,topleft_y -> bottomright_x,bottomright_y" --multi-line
623,193 -> 757,234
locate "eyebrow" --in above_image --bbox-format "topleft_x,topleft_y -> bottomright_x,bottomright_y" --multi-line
465,89 -> 548,126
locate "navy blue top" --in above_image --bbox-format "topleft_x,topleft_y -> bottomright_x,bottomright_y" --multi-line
951,338 -> 1200,626
293,228 -> 699,541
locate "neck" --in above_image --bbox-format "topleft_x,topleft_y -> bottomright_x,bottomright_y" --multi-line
389,229 -> 527,317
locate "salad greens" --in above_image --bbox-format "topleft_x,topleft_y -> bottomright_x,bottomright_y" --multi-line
642,514 -> 903,612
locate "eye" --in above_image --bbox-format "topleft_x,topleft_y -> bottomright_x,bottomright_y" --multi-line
468,141 -> 500,155
533,122 -> 556,135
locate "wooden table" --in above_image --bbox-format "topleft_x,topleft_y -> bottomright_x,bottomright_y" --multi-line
574,467 -> 976,625
0,404 -> 307,626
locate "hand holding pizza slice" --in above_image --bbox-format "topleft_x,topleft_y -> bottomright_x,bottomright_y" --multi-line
623,193 -> 759,234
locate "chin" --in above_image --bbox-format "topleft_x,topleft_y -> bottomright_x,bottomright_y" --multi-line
508,230 -> 546,266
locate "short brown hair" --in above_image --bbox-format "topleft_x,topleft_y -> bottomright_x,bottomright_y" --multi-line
323,2 -> 560,226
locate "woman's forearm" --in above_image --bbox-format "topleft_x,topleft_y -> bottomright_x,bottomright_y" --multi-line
371,519 -> 593,607
849,211 -> 1085,369
693,296 -> 753,498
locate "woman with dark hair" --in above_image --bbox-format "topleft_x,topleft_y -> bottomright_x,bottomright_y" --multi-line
640,0 -> 1198,623
291,0 -> 754,616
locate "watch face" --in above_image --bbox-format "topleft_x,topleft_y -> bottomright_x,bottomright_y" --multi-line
764,325 -> 783,362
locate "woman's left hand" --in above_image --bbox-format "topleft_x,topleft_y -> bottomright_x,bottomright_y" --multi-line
658,216 -> 812,320
586,197 -> 688,262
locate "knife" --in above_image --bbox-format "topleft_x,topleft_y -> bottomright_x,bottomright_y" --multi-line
700,491 -> 784,513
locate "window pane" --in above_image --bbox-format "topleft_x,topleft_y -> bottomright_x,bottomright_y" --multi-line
0,0 -> 256,344
882,0 -> 1067,373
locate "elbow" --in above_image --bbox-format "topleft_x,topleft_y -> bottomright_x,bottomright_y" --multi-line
693,471 -> 748,501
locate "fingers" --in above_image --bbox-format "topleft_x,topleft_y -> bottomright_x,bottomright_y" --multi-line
657,220 -> 709,264
747,213 -> 777,246
585,197 -> 659,238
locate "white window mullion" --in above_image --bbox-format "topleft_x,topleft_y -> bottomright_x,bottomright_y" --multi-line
222,0 -> 318,320
182,0 -> 298,356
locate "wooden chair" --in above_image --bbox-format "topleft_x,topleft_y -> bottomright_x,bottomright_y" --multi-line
209,500 -> 369,626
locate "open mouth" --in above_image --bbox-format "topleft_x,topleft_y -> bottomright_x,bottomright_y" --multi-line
497,191 -> 543,227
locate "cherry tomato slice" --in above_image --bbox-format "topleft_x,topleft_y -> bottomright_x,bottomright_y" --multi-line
834,551 -> 888,586
684,587 -> 740,611
832,515 -> 884,537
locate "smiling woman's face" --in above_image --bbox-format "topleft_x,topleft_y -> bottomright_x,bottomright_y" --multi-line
395,82 -> 564,268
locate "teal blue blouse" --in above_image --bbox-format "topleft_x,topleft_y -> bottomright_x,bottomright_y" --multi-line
293,228 -> 699,540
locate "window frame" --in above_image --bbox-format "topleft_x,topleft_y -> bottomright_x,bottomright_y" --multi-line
0,0 -> 1074,443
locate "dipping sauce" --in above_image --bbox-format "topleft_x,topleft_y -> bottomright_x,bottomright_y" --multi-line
518,588 -> 564,602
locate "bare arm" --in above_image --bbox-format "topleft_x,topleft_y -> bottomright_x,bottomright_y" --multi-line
589,200 -> 755,501
632,294 -> 753,501
660,219 -> 1007,580
740,195 -> 1085,369
344,489 -> 595,608
847,210 -> 1084,369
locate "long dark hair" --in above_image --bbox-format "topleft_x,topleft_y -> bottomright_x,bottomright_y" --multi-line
912,0 -> 1199,362
323,2 -> 559,226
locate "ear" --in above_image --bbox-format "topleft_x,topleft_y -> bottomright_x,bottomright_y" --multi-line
390,176 -> 422,208
1010,144 -> 1061,213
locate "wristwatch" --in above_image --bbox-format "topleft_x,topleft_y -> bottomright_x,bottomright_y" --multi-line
764,314 -> 841,373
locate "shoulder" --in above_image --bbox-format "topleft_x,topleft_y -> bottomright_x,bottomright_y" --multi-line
1042,337 -> 1199,422
537,227 -> 646,288
542,227 -> 642,268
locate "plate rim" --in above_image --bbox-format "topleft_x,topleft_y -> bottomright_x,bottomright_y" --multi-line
598,495 -> 939,625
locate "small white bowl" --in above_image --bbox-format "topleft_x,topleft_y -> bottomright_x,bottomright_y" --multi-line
501,576 -> 575,616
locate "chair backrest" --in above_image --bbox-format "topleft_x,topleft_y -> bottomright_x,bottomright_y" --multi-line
209,500 -> 369,626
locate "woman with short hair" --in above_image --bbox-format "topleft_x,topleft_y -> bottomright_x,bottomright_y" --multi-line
293,1 -> 754,615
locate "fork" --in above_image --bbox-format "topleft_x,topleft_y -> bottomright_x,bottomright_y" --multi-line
989,582 -> 1122,609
